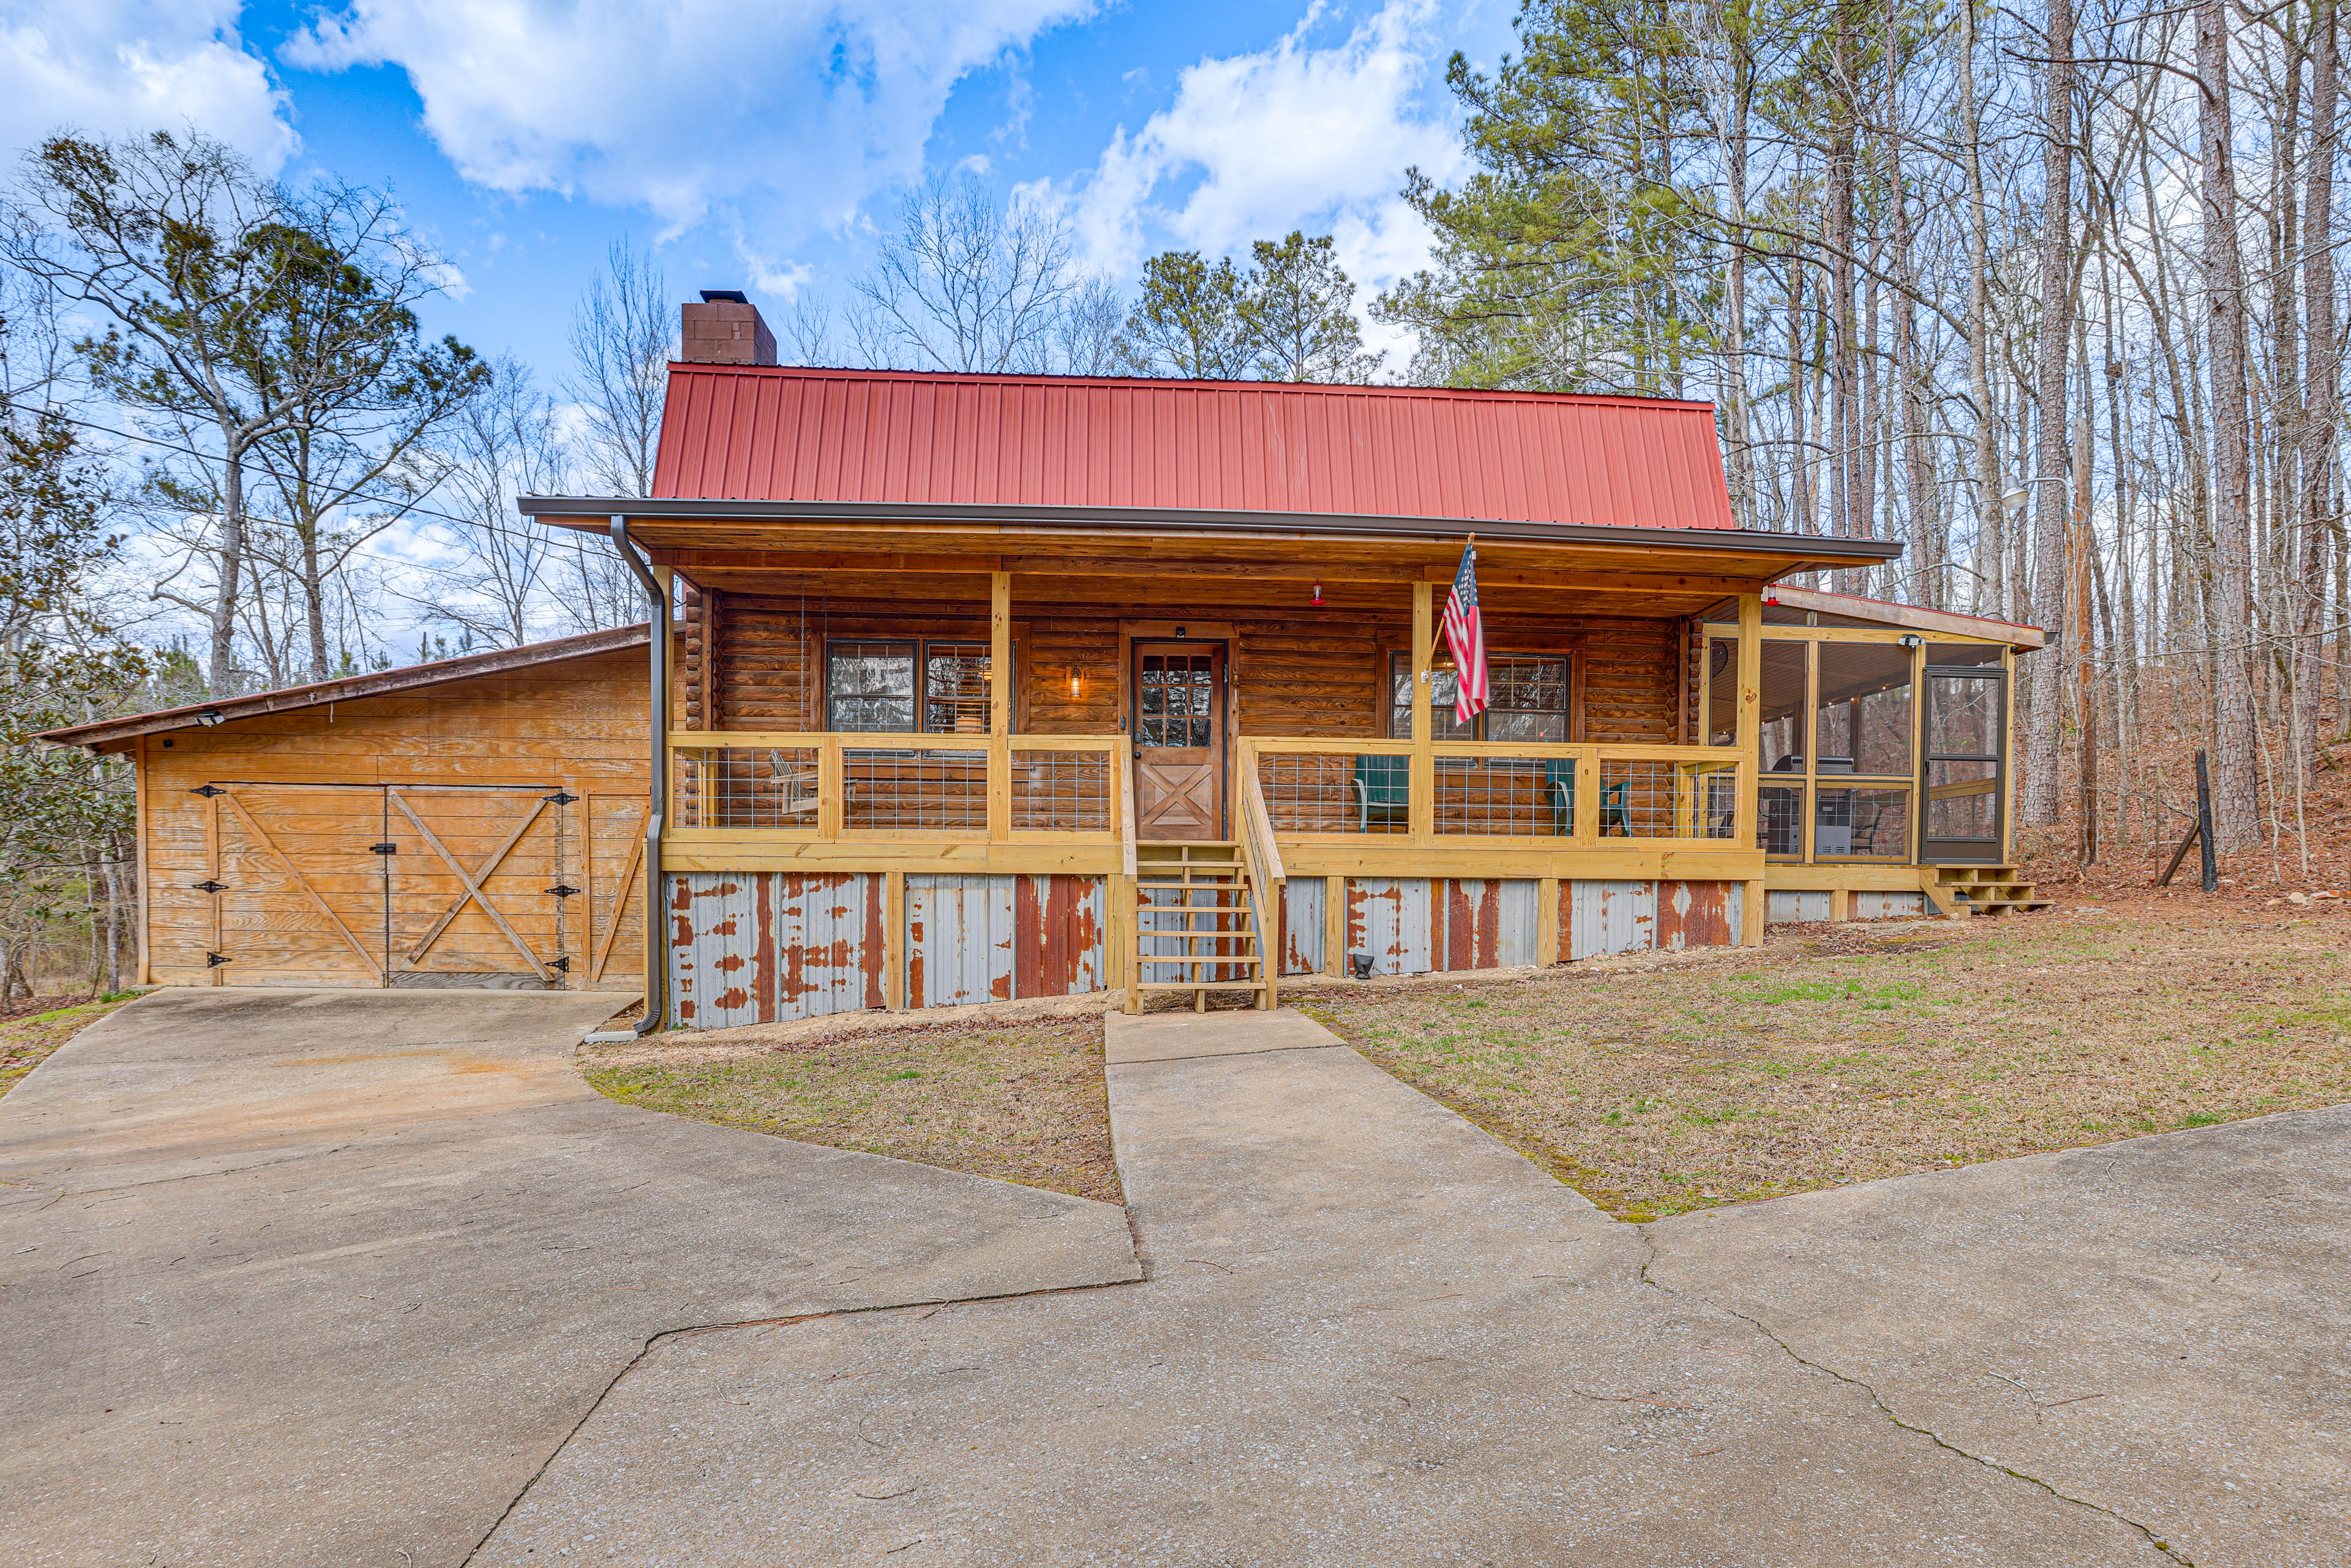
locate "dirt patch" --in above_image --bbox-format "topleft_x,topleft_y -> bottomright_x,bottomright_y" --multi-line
0,992 -> 144,1097
580,1010 -> 1120,1204
1294,898 -> 2351,1221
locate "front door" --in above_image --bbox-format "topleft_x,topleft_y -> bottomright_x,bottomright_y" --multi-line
1131,640 -> 1226,841
1919,665 -> 2008,863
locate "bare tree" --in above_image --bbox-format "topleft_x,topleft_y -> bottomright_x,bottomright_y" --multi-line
855,173 -> 1075,372
1056,277 -> 1125,375
411,356 -> 571,647
242,182 -> 488,681
2,131 -> 429,695
568,238 -> 673,497
2200,0 -> 2260,845
2021,0 -> 2078,825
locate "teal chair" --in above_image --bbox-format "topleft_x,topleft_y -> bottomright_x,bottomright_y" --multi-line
1545,761 -> 1630,835
1546,760 -> 1575,834
1352,754 -> 1411,831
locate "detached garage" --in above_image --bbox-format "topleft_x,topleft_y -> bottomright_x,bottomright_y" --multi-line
46,626 -> 653,992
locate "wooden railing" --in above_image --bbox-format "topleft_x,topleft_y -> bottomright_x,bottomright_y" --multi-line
1234,763 -> 1285,1008
669,732 -> 1125,841
670,730 -> 1746,853
1240,736 -> 1745,847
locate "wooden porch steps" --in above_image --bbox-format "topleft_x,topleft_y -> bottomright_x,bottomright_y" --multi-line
1131,842 -> 1271,1011
1932,865 -> 2054,916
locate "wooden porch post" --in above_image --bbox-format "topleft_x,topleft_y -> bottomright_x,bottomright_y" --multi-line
988,571 -> 1011,842
1411,581 -> 1434,842
1736,592 -> 1766,945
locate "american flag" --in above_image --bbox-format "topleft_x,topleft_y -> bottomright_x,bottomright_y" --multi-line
1439,542 -> 1489,725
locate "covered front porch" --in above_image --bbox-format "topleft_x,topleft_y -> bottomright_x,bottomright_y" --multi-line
522,497 -> 1908,1026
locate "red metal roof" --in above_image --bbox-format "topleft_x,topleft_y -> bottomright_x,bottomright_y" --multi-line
652,367 -> 1740,531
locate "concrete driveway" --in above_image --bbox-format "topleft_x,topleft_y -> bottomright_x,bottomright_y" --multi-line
474,1010 -> 2342,1566
0,989 -> 1141,1568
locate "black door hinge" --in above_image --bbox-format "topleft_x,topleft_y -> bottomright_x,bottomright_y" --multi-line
190,784 -> 225,798
544,790 -> 579,806
370,842 -> 399,855
192,879 -> 228,894
547,955 -> 572,974
545,884 -> 580,898
205,952 -> 231,967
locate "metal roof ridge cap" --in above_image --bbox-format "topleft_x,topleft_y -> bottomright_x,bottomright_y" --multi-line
655,362 -> 1723,410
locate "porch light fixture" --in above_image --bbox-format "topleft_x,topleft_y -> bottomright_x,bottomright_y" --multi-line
1174,626 -> 1186,639
1069,670 -> 1082,699
196,708 -> 223,727
1897,634 -> 1923,649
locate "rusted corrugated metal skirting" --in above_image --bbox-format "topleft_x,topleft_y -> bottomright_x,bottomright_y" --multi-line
670,871 -> 883,1028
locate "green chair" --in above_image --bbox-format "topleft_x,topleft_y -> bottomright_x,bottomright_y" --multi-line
1543,763 -> 1629,835
1546,760 -> 1577,834
1600,780 -> 1631,835
1352,754 -> 1411,831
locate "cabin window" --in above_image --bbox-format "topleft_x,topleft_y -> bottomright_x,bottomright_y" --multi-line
923,642 -> 992,733
825,639 -> 999,733
1387,652 -> 1569,742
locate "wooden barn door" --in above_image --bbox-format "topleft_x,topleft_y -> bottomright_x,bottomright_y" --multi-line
208,784 -> 394,987
1131,640 -> 1226,841
386,786 -> 570,988
198,781 -> 648,989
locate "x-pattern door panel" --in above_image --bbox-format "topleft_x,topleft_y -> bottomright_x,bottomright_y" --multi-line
1132,641 -> 1225,841
198,782 -> 646,988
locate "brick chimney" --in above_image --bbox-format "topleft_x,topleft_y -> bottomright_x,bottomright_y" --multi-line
680,289 -> 776,366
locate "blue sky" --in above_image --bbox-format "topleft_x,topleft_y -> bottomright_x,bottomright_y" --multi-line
3,1 -> 1518,383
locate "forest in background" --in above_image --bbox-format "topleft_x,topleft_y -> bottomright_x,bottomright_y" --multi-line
0,0 -> 2335,993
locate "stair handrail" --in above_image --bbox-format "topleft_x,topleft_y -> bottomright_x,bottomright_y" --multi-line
1118,745 -> 1138,879
1240,758 -> 1285,885
1236,757 -> 1284,1009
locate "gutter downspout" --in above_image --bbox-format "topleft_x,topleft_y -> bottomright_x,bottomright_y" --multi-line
587,515 -> 669,1040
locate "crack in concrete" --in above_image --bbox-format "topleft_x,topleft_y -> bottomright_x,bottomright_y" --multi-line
461,1239 -> 1151,1566
59,1147 -> 354,1196
1632,1227 -> 2196,1566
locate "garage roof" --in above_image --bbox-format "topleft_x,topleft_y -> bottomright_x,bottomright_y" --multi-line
40,623 -> 650,752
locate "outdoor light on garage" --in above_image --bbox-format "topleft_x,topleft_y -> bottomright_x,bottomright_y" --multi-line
196,709 -> 223,727
1069,669 -> 1081,700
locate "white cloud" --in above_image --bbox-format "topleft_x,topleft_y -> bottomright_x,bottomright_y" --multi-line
287,0 -> 1095,236
0,2 -> 296,170
1062,0 -> 1466,310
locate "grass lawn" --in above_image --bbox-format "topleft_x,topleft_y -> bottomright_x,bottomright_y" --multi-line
1299,896 -> 2351,1221
0,992 -> 144,1097
580,1011 -> 1121,1204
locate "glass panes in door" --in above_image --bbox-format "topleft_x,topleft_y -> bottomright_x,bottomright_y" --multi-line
1138,653 -> 1215,747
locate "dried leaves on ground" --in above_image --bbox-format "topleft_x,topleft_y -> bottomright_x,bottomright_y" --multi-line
0,992 -> 142,1097
580,1012 -> 1120,1204
1299,898 -> 2351,1221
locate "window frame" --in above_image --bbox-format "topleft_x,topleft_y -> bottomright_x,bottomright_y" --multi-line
823,636 -> 1011,735
1386,649 -> 1573,744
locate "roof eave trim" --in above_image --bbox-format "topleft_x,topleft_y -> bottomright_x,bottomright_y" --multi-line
39,623 -> 651,749
522,495 -> 1907,562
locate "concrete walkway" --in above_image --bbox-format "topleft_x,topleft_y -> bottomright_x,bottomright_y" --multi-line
0,989 -> 1139,1568
476,1009 -> 2203,1565
1648,1104 -> 2351,1567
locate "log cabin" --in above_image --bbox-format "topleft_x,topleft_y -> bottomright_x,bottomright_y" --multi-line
508,294 -> 2050,1029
